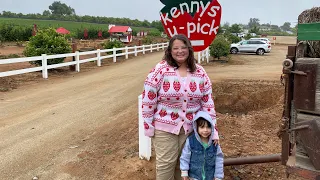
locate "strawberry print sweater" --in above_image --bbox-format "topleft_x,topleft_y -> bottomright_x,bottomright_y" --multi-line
142,60 -> 218,139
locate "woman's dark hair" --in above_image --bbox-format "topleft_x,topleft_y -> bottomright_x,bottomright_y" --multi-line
196,118 -> 212,129
163,34 -> 197,73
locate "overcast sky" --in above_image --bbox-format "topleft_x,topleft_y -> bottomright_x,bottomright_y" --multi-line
0,0 -> 319,26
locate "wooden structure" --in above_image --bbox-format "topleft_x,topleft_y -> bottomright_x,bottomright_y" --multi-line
282,22 -> 320,180
108,25 -> 133,43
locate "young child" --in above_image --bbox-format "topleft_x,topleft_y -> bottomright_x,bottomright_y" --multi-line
180,111 -> 224,180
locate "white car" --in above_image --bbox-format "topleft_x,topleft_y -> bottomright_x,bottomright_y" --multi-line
249,38 -> 271,45
230,40 -> 271,55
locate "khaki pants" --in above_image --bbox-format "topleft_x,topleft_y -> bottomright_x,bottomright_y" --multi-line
153,128 -> 188,180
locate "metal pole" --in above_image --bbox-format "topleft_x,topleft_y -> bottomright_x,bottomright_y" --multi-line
224,154 -> 281,166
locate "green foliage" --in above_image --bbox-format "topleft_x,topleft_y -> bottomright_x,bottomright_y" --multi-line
24,28 -> 72,66
148,29 -> 162,37
226,34 -> 241,43
249,26 -> 260,34
244,34 -> 253,40
49,1 -> 75,16
0,17 -> 159,41
229,24 -> 241,33
209,35 -> 231,60
0,23 -> 32,41
102,40 -> 124,54
142,36 -> 155,44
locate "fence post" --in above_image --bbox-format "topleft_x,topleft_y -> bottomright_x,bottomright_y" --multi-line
197,52 -> 201,64
162,43 -> 165,50
97,49 -> 101,67
75,51 -> 80,72
157,44 -> 159,51
206,48 -> 210,63
42,54 -> 48,79
113,47 -> 116,63
135,46 -> 138,56
138,95 -> 151,160
125,46 -> 128,59
143,45 -> 145,55
150,44 -> 153,53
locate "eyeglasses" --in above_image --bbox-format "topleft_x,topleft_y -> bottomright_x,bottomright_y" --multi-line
172,46 -> 188,52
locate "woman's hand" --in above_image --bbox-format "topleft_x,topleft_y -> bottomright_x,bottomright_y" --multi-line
213,139 -> 219,146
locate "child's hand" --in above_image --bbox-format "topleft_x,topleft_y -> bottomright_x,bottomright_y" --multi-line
213,139 -> 219,146
182,176 -> 190,180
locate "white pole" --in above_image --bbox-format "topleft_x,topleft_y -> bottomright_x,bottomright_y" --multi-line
138,95 -> 151,161
143,45 -> 145,55
125,46 -> 128,59
75,51 -> 80,72
197,52 -> 201,64
135,46 -> 137,56
97,49 -> 101,66
113,47 -> 116,63
150,44 -> 153,53
42,54 -> 48,79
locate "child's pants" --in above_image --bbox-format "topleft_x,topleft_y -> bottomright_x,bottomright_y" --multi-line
153,128 -> 188,180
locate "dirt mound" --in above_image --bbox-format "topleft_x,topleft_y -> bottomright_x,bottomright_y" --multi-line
213,80 -> 284,115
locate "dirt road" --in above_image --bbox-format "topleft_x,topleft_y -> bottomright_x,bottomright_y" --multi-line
0,45 -> 301,180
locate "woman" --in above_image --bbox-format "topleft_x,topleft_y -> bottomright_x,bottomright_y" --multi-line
142,34 -> 219,180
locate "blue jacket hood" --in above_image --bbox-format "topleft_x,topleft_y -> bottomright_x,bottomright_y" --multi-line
192,111 -> 215,146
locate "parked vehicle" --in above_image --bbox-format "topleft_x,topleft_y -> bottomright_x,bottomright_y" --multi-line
230,40 -> 271,55
249,37 -> 271,45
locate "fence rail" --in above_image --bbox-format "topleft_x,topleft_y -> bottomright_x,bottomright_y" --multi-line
0,42 -> 169,78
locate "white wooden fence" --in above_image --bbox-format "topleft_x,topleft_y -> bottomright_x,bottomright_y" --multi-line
0,42 -> 169,78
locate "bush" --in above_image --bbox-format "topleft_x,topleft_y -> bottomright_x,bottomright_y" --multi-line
102,39 -> 124,54
244,34 -> 253,40
226,34 -> 241,43
142,36 -> 155,44
24,28 -> 72,66
209,35 -> 231,60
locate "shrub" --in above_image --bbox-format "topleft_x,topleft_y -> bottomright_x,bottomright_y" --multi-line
24,28 -> 72,66
142,36 -> 154,44
102,39 -> 124,54
209,35 -> 231,60
226,34 -> 241,43
244,34 -> 253,40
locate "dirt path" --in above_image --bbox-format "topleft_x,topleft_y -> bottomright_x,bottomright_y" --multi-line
0,52 -> 162,179
0,45 -> 302,179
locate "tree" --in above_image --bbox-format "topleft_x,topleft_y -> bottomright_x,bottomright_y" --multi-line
24,28 -> 72,66
248,18 -> 260,28
229,24 -> 241,33
49,1 -> 75,16
249,26 -> 260,34
42,10 -> 51,16
281,22 -> 291,32
209,35 -> 230,60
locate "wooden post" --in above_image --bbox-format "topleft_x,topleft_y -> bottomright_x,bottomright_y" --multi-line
97,49 -> 101,66
75,51 -> 80,72
113,47 -> 116,63
125,46 -> 128,59
135,46 -> 138,56
42,54 -> 48,79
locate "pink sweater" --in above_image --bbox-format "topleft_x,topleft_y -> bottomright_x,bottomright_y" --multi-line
142,60 -> 218,139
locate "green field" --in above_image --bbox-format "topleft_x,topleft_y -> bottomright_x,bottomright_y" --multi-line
0,17 -> 156,32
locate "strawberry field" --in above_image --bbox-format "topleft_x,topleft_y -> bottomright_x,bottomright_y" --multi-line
0,17 -> 160,41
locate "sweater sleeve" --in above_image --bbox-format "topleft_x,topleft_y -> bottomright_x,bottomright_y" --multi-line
142,63 -> 163,137
180,138 -> 191,176
201,70 -> 219,140
214,145 -> 224,179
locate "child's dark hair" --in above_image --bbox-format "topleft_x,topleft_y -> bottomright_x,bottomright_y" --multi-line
196,117 -> 212,128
